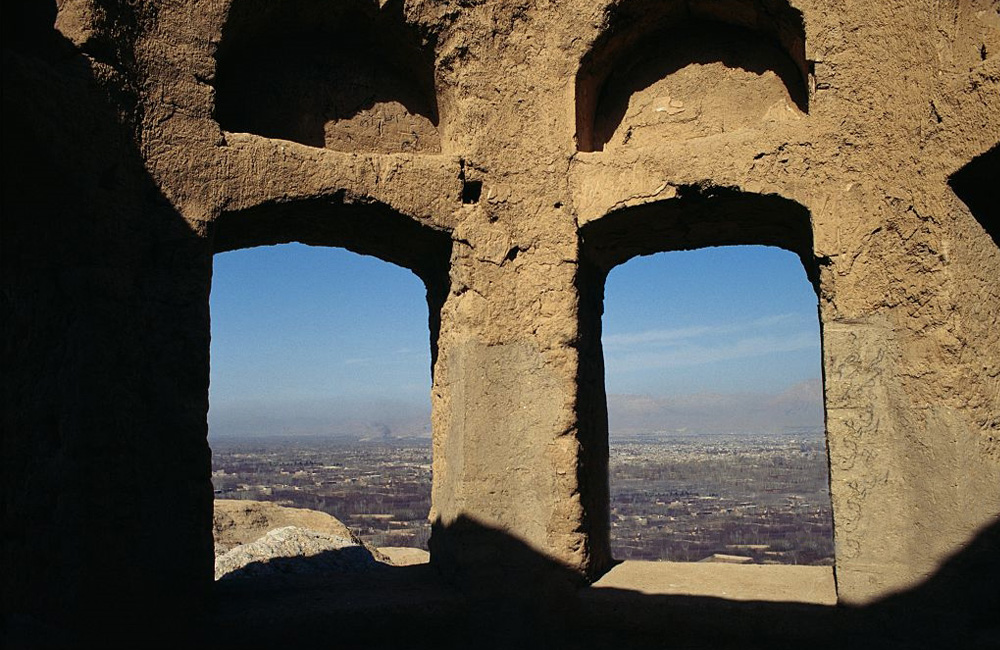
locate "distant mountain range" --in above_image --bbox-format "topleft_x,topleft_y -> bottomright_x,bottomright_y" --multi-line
210,378 -> 824,439
608,378 -> 824,437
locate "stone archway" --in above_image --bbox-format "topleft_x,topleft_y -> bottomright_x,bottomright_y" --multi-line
212,197 -> 453,366
575,186 -> 823,580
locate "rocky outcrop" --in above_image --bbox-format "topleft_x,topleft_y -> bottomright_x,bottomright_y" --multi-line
213,499 -> 364,555
213,500 -> 393,579
214,525 -> 384,580
378,546 -> 431,567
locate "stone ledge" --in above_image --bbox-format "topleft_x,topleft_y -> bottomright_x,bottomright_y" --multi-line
589,560 -> 837,605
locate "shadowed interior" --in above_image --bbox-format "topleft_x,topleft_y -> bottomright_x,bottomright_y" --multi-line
4,0 -> 1000,645
949,143 -> 999,247
214,0 -> 439,153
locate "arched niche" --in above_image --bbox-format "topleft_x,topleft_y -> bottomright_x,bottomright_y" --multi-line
212,197 -> 453,365
214,0 -> 440,154
576,0 -> 809,152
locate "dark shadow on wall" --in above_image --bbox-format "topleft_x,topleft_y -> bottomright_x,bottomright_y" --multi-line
214,0 -> 439,153
2,1 -> 215,645
579,517 -> 1000,650
209,558 -> 471,650
949,143 -> 999,247
197,515 -> 1000,650
574,257 -> 614,579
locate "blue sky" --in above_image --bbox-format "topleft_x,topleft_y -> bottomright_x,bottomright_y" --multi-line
603,247 -> 821,396
209,244 -> 433,437
208,243 -> 822,437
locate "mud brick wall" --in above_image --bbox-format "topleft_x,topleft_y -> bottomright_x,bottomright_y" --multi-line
3,0 -> 998,631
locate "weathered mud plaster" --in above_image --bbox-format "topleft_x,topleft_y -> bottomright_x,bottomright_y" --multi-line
3,0 -> 999,632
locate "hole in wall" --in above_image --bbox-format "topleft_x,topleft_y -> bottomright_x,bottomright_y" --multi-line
461,180 -> 482,204
602,246 -> 833,565
207,194 -> 451,582
214,0 -> 439,153
576,189 -> 838,598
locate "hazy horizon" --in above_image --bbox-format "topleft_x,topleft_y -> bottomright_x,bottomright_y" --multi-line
208,377 -> 824,440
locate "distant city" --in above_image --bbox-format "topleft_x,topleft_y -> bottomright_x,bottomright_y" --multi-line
607,432 -> 833,564
211,430 -> 833,564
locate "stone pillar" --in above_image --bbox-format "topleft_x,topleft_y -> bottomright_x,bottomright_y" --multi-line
429,190 -> 611,582
425,7 -> 612,583
818,190 -> 1000,604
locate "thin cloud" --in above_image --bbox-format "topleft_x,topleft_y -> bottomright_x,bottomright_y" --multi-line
342,350 -> 430,366
603,324 -> 721,348
603,313 -> 802,350
606,331 -> 817,372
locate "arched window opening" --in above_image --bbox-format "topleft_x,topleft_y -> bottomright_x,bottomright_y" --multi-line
576,190 -> 838,600
209,243 -> 436,579
602,246 -> 833,566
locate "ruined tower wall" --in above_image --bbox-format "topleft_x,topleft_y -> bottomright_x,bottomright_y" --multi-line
2,0 -> 998,630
